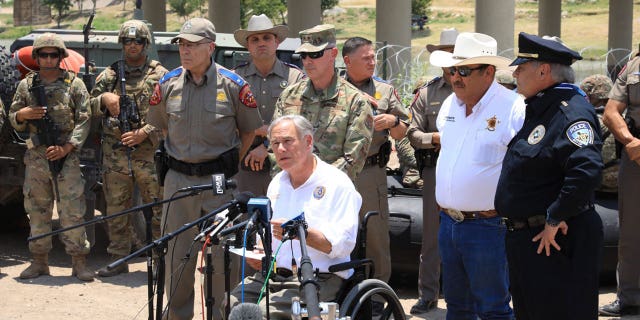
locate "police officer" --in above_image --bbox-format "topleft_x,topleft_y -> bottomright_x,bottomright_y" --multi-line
274,24 -> 373,180
406,27 -> 457,315
599,49 -> 640,316
232,14 -> 305,196
342,36 -> 409,284
90,20 -> 168,277
495,32 -> 604,320
9,33 -> 94,281
580,75 -> 618,194
147,18 -> 262,320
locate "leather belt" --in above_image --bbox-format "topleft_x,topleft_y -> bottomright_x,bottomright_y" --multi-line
504,215 -> 546,231
364,154 -> 379,166
443,208 -> 498,222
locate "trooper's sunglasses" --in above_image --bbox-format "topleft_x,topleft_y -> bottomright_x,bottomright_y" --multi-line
37,52 -> 60,59
300,49 -> 328,60
448,65 -> 487,77
123,38 -> 146,45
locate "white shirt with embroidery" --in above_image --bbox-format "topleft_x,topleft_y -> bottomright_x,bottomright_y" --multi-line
435,81 -> 525,211
267,156 -> 361,279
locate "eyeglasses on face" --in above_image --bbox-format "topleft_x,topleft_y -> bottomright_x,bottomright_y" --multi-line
300,49 -> 329,60
448,65 -> 487,77
123,38 -> 145,45
37,52 -> 60,59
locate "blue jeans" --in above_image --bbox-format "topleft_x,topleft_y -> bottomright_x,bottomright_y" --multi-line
439,212 -> 514,320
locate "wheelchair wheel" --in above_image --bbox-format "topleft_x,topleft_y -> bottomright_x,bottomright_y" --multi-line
339,279 -> 406,320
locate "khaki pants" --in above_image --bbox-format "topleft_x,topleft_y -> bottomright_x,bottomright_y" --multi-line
417,165 -> 440,301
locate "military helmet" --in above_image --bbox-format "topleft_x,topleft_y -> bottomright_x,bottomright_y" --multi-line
32,32 -> 69,59
580,74 -> 613,100
118,20 -> 151,44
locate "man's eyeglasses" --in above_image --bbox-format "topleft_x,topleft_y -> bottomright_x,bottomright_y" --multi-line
448,65 -> 487,77
300,49 -> 328,60
37,52 -> 60,59
123,38 -> 146,45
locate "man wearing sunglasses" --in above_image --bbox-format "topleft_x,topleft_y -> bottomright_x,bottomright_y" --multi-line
429,32 -> 525,320
9,33 -> 94,281
89,19 -> 168,277
232,14 -> 305,197
147,17 -> 262,320
274,24 -> 373,181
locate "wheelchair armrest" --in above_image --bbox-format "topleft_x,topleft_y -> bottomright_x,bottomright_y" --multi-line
328,258 -> 373,273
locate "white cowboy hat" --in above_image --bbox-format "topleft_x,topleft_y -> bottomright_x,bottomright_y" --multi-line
429,32 -> 511,68
426,28 -> 458,53
233,14 -> 289,48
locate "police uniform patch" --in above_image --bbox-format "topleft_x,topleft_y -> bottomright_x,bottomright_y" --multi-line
216,91 -> 227,102
566,120 -> 594,147
313,186 -> 326,199
527,124 -> 545,144
486,115 -> 500,131
239,84 -> 257,108
149,83 -> 162,105
280,80 -> 288,89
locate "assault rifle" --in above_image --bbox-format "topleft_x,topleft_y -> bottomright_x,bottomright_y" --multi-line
112,60 -> 141,176
81,11 -> 95,92
29,84 -> 65,202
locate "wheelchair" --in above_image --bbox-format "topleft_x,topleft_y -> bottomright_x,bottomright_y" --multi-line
289,211 -> 406,320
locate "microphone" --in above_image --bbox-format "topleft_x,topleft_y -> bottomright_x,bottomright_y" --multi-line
228,302 -> 262,320
193,191 -> 254,241
281,212 -> 305,240
177,173 -> 237,194
246,197 -> 272,231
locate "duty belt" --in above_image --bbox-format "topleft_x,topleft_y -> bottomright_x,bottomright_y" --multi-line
504,215 -> 546,231
167,149 -> 238,177
364,154 -> 380,166
443,208 -> 498,222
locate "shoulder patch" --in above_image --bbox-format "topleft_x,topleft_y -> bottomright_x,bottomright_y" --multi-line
219,67 -> 246,87
239,84 -> 257,108
160,67 -> 183,85
150,83 -> 162,105
372,75 -> 389,84
566,120 -> 595,147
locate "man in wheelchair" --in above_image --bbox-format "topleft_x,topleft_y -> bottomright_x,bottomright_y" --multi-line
229,115 -> 361,319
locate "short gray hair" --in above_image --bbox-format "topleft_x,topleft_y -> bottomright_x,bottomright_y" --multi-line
549,63 -> 575,83
268,115 -> 314,142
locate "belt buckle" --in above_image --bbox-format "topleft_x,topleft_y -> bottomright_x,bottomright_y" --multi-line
447,209 -> 465,222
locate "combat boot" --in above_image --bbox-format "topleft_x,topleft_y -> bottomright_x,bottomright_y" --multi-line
19,253 -> 50,279
97,255 -> 129,277
71,255 -> 95,281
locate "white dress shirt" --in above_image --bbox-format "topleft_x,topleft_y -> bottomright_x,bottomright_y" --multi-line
435,81 -> 525,211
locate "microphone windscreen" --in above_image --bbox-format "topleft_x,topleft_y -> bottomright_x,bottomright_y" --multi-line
229,302 -> 262,320
235,191 -> 256,212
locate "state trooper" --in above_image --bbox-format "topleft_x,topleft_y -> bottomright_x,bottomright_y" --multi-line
342,36 -> 409,285
147,18 -> 262,320
9,33 -> 94,281
90,19 -> 168,277
273,24 -> 373,181
233,14 -> 305,196
496,32 -> 604,320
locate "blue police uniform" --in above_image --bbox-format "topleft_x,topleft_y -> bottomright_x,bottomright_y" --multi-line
495,32 -> 604,320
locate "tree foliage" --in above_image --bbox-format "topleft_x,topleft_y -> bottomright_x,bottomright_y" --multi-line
412,0 -> 431,16
321,0 -> 339,12
240,0 -> 287,27
43,0 -> 72,28
169,0 -> 205,21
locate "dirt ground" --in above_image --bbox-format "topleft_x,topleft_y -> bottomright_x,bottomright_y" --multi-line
0,213 -> 633,320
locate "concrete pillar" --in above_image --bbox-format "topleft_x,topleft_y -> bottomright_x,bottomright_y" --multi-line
376,0 -> 411,81
287,0 -> 321,35
475,0 -> 515,58
608,0 -> 633,77
538,0 -> 561,37
209,0 -> 240,33
142,0 -> 166,32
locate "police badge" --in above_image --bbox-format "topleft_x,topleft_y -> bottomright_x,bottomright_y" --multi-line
313,186 -> 326,199
486,115 -> 500,131
528,125 -> 546,144
566,121 -> 594,147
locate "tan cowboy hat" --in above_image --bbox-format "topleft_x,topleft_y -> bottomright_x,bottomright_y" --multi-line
429,32 -> 511,68
426,28 -> 458,53
234,14 -> 289,47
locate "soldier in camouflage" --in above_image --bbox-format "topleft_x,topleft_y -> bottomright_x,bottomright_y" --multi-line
342,36 -> 409,283
9,33 -> 94,281
580,74 -> 616,193
90,20 -> 167,277
0,100 -> 5,130
274,24 -> 373,180
233,14 -> 305,196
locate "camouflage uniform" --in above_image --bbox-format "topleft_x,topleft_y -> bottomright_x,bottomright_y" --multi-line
274,74 -> 373,180
233,59 -> 304,196
580,74 -> 617,193
91,58 -> 167,254
407,75 -> 452,304
0,100 -> 5,130
9,71 -> 91,257
346,74 -> 408,282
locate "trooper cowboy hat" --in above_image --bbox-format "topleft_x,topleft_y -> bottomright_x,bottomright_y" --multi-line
429,32 -> 511,68
233,14 -> 289,48
426,28 -> 459,53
